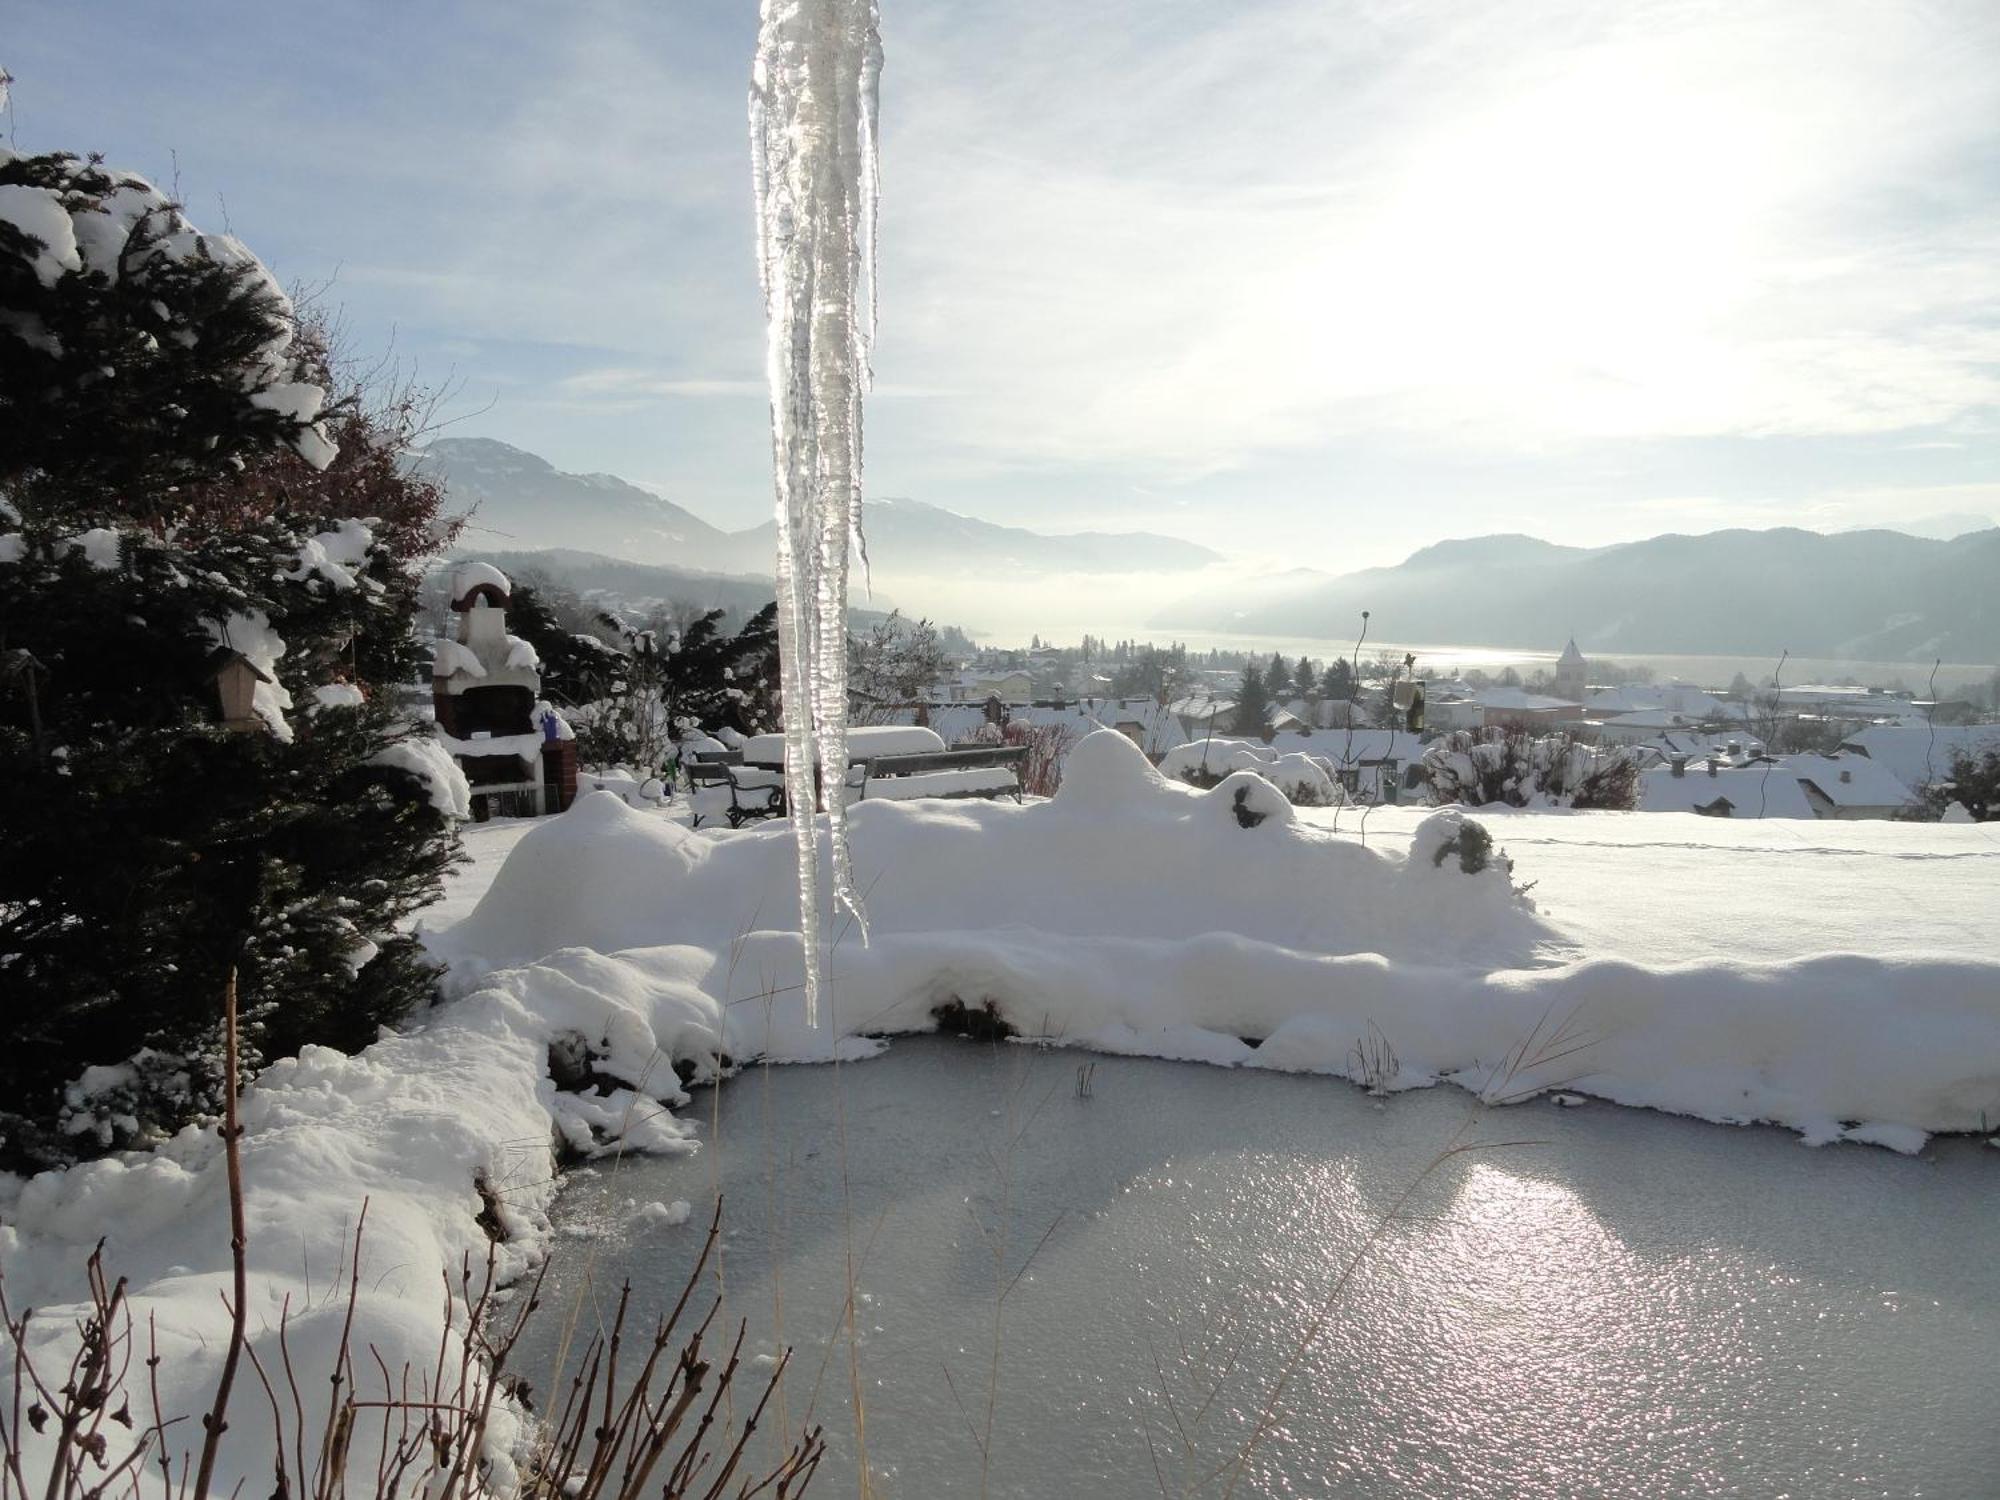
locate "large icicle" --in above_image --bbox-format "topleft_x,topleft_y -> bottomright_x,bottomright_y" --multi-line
750,0 -> 883,1026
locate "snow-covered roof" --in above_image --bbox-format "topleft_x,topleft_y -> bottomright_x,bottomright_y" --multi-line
1558,638 -> 1586,667
1786,754 -> 1917,810
916,698 -> 1185,757
1476,687 -> 1581,712
1598,708 -> 1692,730
1837,725 -> 2000,793
1656,731 -> 1767,764
1283,728 -> 1423,767
1165,694 -> 1235,723
1638,763 -> 1814,818
1583,686 -> 1665,714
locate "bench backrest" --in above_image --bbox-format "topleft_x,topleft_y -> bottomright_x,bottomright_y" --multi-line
861,744 -> 1029,777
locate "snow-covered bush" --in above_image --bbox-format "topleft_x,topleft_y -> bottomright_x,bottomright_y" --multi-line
948,718 -> 1078,797
1158,737 -> 1343,806
532,602 -> 781,771
1420,730 -> 1639,811
1919,749 -> 1999,823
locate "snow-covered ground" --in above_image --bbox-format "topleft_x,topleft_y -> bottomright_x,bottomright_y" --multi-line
1294,801 -> 2000,967
5,730 -> 1997,1495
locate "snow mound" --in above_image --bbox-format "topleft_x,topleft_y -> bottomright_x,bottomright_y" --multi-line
1056,725 -> 1173,810
1158,737 -> 1340,805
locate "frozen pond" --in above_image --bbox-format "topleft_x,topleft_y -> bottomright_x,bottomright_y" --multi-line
521,1038 -> 2000,1497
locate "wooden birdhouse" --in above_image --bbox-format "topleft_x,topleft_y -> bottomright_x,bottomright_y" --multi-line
207,647 -> 275,733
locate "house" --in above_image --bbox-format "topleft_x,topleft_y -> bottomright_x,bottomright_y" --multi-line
1282,727 -> 1425,800
1638,760 -> 1815,818
1423,693 -> 1485,732
935,669 -> 1034,704
909,696 -> 1184,761
1165,691 -> 1237,741
1585,709 -> 1696,746
1771,684 -> 1919,722
1637,749 -> 1915,820
1477,686 -> 1583,731
1582,682 -> 1726,720
1839,724 -> 2000,794
1787,755 -> 1919,820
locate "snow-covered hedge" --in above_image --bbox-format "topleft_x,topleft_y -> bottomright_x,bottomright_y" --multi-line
1157,736 -> 1343,806
1421,729 -> 1640,811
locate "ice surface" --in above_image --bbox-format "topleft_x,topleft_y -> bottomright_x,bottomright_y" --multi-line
523,1039 -> 2000,1498
750,0 -> 884,1024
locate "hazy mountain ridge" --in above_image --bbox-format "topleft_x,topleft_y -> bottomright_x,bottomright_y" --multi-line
1153,526 -> 2000,661
423,437 -> 1222,577
461,547 -> 918,639
419,438 -> 736,560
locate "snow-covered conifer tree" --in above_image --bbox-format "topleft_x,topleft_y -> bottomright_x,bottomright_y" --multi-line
0,146 -> 459,1167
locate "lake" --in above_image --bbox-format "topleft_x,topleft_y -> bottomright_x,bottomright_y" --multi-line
522,1037 -> 2000,1498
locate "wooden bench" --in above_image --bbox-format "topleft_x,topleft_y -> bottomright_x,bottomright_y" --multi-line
686,757 -> 777,829
706,743 -> 1028,827
851,744 -> 1028,803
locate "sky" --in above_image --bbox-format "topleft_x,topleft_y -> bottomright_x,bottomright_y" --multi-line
7,0 -> 2000,571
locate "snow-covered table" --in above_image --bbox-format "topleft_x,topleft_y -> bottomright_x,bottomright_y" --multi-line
739,724 -> 947,767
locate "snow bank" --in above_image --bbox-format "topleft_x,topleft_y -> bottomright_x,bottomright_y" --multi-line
433,733 -> 2000,1150
0,955 -> 703,1496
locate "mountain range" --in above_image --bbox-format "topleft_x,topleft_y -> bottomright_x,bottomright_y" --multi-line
1151,528 -> 2000,661
422,439 -> 2000,661
422,437 -> 1222,578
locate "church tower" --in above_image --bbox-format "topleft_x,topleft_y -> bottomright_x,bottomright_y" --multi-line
1554,637 -> 1588,701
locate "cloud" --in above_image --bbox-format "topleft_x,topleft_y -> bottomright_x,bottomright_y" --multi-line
874,0 -> 2000,476
560,369 -> 766,400
13,0 -> 1997,556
